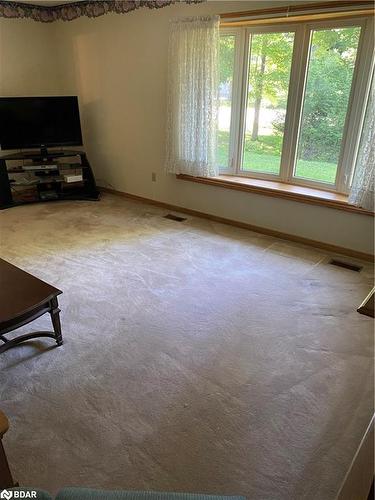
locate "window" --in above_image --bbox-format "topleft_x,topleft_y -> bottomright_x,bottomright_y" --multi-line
242,30 -> 295,175
295,26 -> 361,184
217,17 -> 374,193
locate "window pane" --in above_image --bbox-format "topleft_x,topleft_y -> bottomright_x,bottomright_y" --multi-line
294,27 -> 361,184
241,31 -> 295,174
217,35 -> 235,169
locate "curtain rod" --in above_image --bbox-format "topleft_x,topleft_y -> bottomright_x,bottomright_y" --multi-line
220,9 -> 374,27
220,0 -> 374,20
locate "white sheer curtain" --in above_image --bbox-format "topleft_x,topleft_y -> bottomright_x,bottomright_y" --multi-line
166,15 -> 220,177
349,72 -> 375,211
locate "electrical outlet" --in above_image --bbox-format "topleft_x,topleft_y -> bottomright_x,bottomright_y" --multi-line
151,172 -> 156,182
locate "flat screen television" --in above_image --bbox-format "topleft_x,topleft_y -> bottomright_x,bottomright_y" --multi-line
0,96 -> 83,152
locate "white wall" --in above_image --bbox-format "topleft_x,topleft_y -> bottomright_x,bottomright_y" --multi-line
1,2 -> 373,255
0,18 -> 64,95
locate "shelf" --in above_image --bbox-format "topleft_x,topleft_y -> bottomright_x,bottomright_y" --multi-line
0,150 -> 83,161
11,183 -> 39,187
7,193 -> 100,208
12,180 -> 86,186
8,165 -> 86,174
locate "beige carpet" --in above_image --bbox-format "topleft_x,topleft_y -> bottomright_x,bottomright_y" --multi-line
0,193 -> 373,499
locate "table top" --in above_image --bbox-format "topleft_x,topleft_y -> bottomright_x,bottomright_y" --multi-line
0,258 -> 62,324
0,410 -> 9,437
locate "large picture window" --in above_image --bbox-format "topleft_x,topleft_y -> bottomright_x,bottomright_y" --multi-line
217,16 -> 374,193
242,30 -> 295,176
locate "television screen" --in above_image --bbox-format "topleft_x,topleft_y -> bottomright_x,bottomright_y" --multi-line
0,96 -> 83,150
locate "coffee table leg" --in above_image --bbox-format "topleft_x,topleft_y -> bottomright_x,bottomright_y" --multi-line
50,297 -> 63,346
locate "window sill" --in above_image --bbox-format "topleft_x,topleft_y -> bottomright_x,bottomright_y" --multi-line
176,174 -> 373,216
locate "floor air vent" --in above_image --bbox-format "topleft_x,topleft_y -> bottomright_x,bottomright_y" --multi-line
164,213 -> 187,222
329,259 -> 363,272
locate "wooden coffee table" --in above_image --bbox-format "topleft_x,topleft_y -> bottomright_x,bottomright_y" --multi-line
0,258 -> 63,354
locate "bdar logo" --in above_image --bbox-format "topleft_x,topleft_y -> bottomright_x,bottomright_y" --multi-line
0,492 -> 36,499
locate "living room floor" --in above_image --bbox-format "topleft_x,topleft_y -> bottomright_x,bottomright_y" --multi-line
0,193 -> 373,499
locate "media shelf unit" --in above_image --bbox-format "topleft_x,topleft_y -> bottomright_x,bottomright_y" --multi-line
0,150 -> 100,210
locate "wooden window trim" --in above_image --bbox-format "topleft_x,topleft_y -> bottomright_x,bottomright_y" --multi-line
220,10 -> 374,27
176,174 -> 374,216
220,1 -> 374,22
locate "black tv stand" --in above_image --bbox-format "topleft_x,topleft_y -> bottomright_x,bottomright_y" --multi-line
0,149 -> 100,209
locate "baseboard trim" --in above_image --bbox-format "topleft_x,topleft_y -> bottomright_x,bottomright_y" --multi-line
336,415 -> 374,500
100,187 -> 374,262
